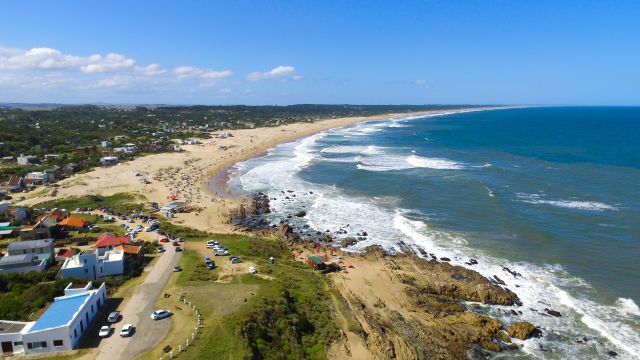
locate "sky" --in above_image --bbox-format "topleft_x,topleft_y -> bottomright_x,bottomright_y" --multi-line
1,0 -> 639,105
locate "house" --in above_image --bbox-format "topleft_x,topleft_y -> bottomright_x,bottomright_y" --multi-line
99,156 -> 118,166
160,202 -> 187,214
55,248 -> 74,262
100,141 -> 113,148
16,155 -> 39,166
4,176 -> 23,192
43,167 -> 62,181
25,172 -> 48,185
8,208 -> 27,222
43,154 -> 60,161
0,221 -> 17,238
60,248 -> 124,280
74,146 -> 94,155
2,156 -> 15,163
95,233 -> 130,249
62,163 -> 78,177
0,254 -> 48,275
20,219 -> 53,241
7,239 -> 55,266
58,217 -> 85,231
0,282 -> 107,355
115,243 -> 143,262
305,256 -> 326,271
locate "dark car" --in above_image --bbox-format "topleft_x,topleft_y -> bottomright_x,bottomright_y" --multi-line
206,261 -> 216,269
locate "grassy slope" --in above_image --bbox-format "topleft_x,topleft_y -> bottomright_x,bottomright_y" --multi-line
143,227 -> 345,360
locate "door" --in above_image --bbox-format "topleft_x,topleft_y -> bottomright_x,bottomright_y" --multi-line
1,341 -> 13,354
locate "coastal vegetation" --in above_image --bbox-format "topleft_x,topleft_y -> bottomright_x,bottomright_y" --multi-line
0,272 -> 68,321
141,225 -> 349,360
0,104 -> 473,181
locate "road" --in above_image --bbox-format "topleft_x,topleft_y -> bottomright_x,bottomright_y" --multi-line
95,242 -> 182,360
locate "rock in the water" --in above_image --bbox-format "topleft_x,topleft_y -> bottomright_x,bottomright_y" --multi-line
545,308 -> 562,317
340,237 -> 358,247
507,321 -> 541,340
607,350 -> 618,357
497,330 -> 511,343
440,257 -> 451,262
295,210 -> 307,217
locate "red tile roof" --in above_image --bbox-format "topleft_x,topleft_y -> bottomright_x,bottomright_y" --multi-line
56,248 -> 73,258
95,233 -> 130,248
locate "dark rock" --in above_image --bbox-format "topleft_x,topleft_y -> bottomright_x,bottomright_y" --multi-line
493,275 -> 507,286
607,350 -> 618,357
295,210 -> 306,217
340,237 -> 358,247
545,308 -> 562,317
466,258 -> 478,265
440,257 -> 451,262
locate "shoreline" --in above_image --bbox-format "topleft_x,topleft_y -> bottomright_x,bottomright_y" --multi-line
204,105 -> 510,202
19,106 -> 507,235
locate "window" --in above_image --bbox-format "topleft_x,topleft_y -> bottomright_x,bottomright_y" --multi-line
85,312 -> 89,323
80,321 -> 84,332
41,341 -> 47,348
91,304 -> 94,313
84,268 -> 88,273
14,341 -> 23,346
53,340 -> 63,347
27,341 -> 47,349
74,329 -> 77,338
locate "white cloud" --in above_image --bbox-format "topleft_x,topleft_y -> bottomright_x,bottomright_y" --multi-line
247,65 -> 297,81
135,63 -> 166,76
175,66 -> 233,80
292,75 -> 303,81
415,79 -> 427,85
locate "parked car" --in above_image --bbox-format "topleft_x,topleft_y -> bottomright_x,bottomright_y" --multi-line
206,261 -> 216,270
248,266 -> 257,274
99,325 -> 111,337
120,324 -> 134,337
173,266 -> 182,272
172,241 -> 179,246
107,311 -> 120,323
175,247 -> 183,252
204,256 -> 211,262
151,310 -> 172,320
159,238 -> 169,243
157,247 -> 166,253
215,249 -> 229,256
229,256 -> 241,264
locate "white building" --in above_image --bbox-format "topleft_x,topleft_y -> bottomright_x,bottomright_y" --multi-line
60,248 -> 124,280
16,155 -> 39,166
0,282 -> 107,355
0,254 -> 48,275
99,156 -> 119,166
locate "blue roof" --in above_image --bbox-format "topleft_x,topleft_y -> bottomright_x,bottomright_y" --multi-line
28,293 -> 90,332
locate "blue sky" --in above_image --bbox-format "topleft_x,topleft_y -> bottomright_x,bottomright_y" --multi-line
1,0 -> 639,105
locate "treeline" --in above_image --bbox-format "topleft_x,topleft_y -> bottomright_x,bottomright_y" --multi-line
0,272 -> 68,321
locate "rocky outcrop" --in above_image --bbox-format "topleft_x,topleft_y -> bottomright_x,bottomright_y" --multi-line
507,321 -> 541,340
412,260 -> 521,306
340,237 -> 358,247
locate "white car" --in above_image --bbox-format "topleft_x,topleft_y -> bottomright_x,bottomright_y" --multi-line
151,310 -> 172,320
215,249 -> 229,256
248,266 -> 257,274
98,325 -> 111,337
120,324 -> 134,337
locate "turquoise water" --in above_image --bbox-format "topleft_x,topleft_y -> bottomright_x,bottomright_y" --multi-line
229,107 -> 640,358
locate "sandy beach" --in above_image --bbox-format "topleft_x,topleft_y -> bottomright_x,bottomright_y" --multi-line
19,107 -> 497,233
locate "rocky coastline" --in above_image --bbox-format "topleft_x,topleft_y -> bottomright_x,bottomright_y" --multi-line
233,192 -> 544,359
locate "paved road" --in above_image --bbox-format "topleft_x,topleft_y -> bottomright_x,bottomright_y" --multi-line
95,243 -> 182,360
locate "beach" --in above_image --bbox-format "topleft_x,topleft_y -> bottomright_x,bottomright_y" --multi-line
19,107 -> 495,233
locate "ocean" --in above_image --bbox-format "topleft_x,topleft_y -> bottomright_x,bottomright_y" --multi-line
227,106 -> 640,359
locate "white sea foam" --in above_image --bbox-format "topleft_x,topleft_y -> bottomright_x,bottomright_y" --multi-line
356,154 -> 466,172
517,193 -> 618,211
230,108 -> 639,359
406,154 -> 465,169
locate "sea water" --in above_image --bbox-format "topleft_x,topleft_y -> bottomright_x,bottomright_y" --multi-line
228,107 -> 640,359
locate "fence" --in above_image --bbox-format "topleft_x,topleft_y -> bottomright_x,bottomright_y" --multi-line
158,289 -> 203,360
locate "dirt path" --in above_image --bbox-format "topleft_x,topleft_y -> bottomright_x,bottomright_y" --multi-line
95,243 -> 183,360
